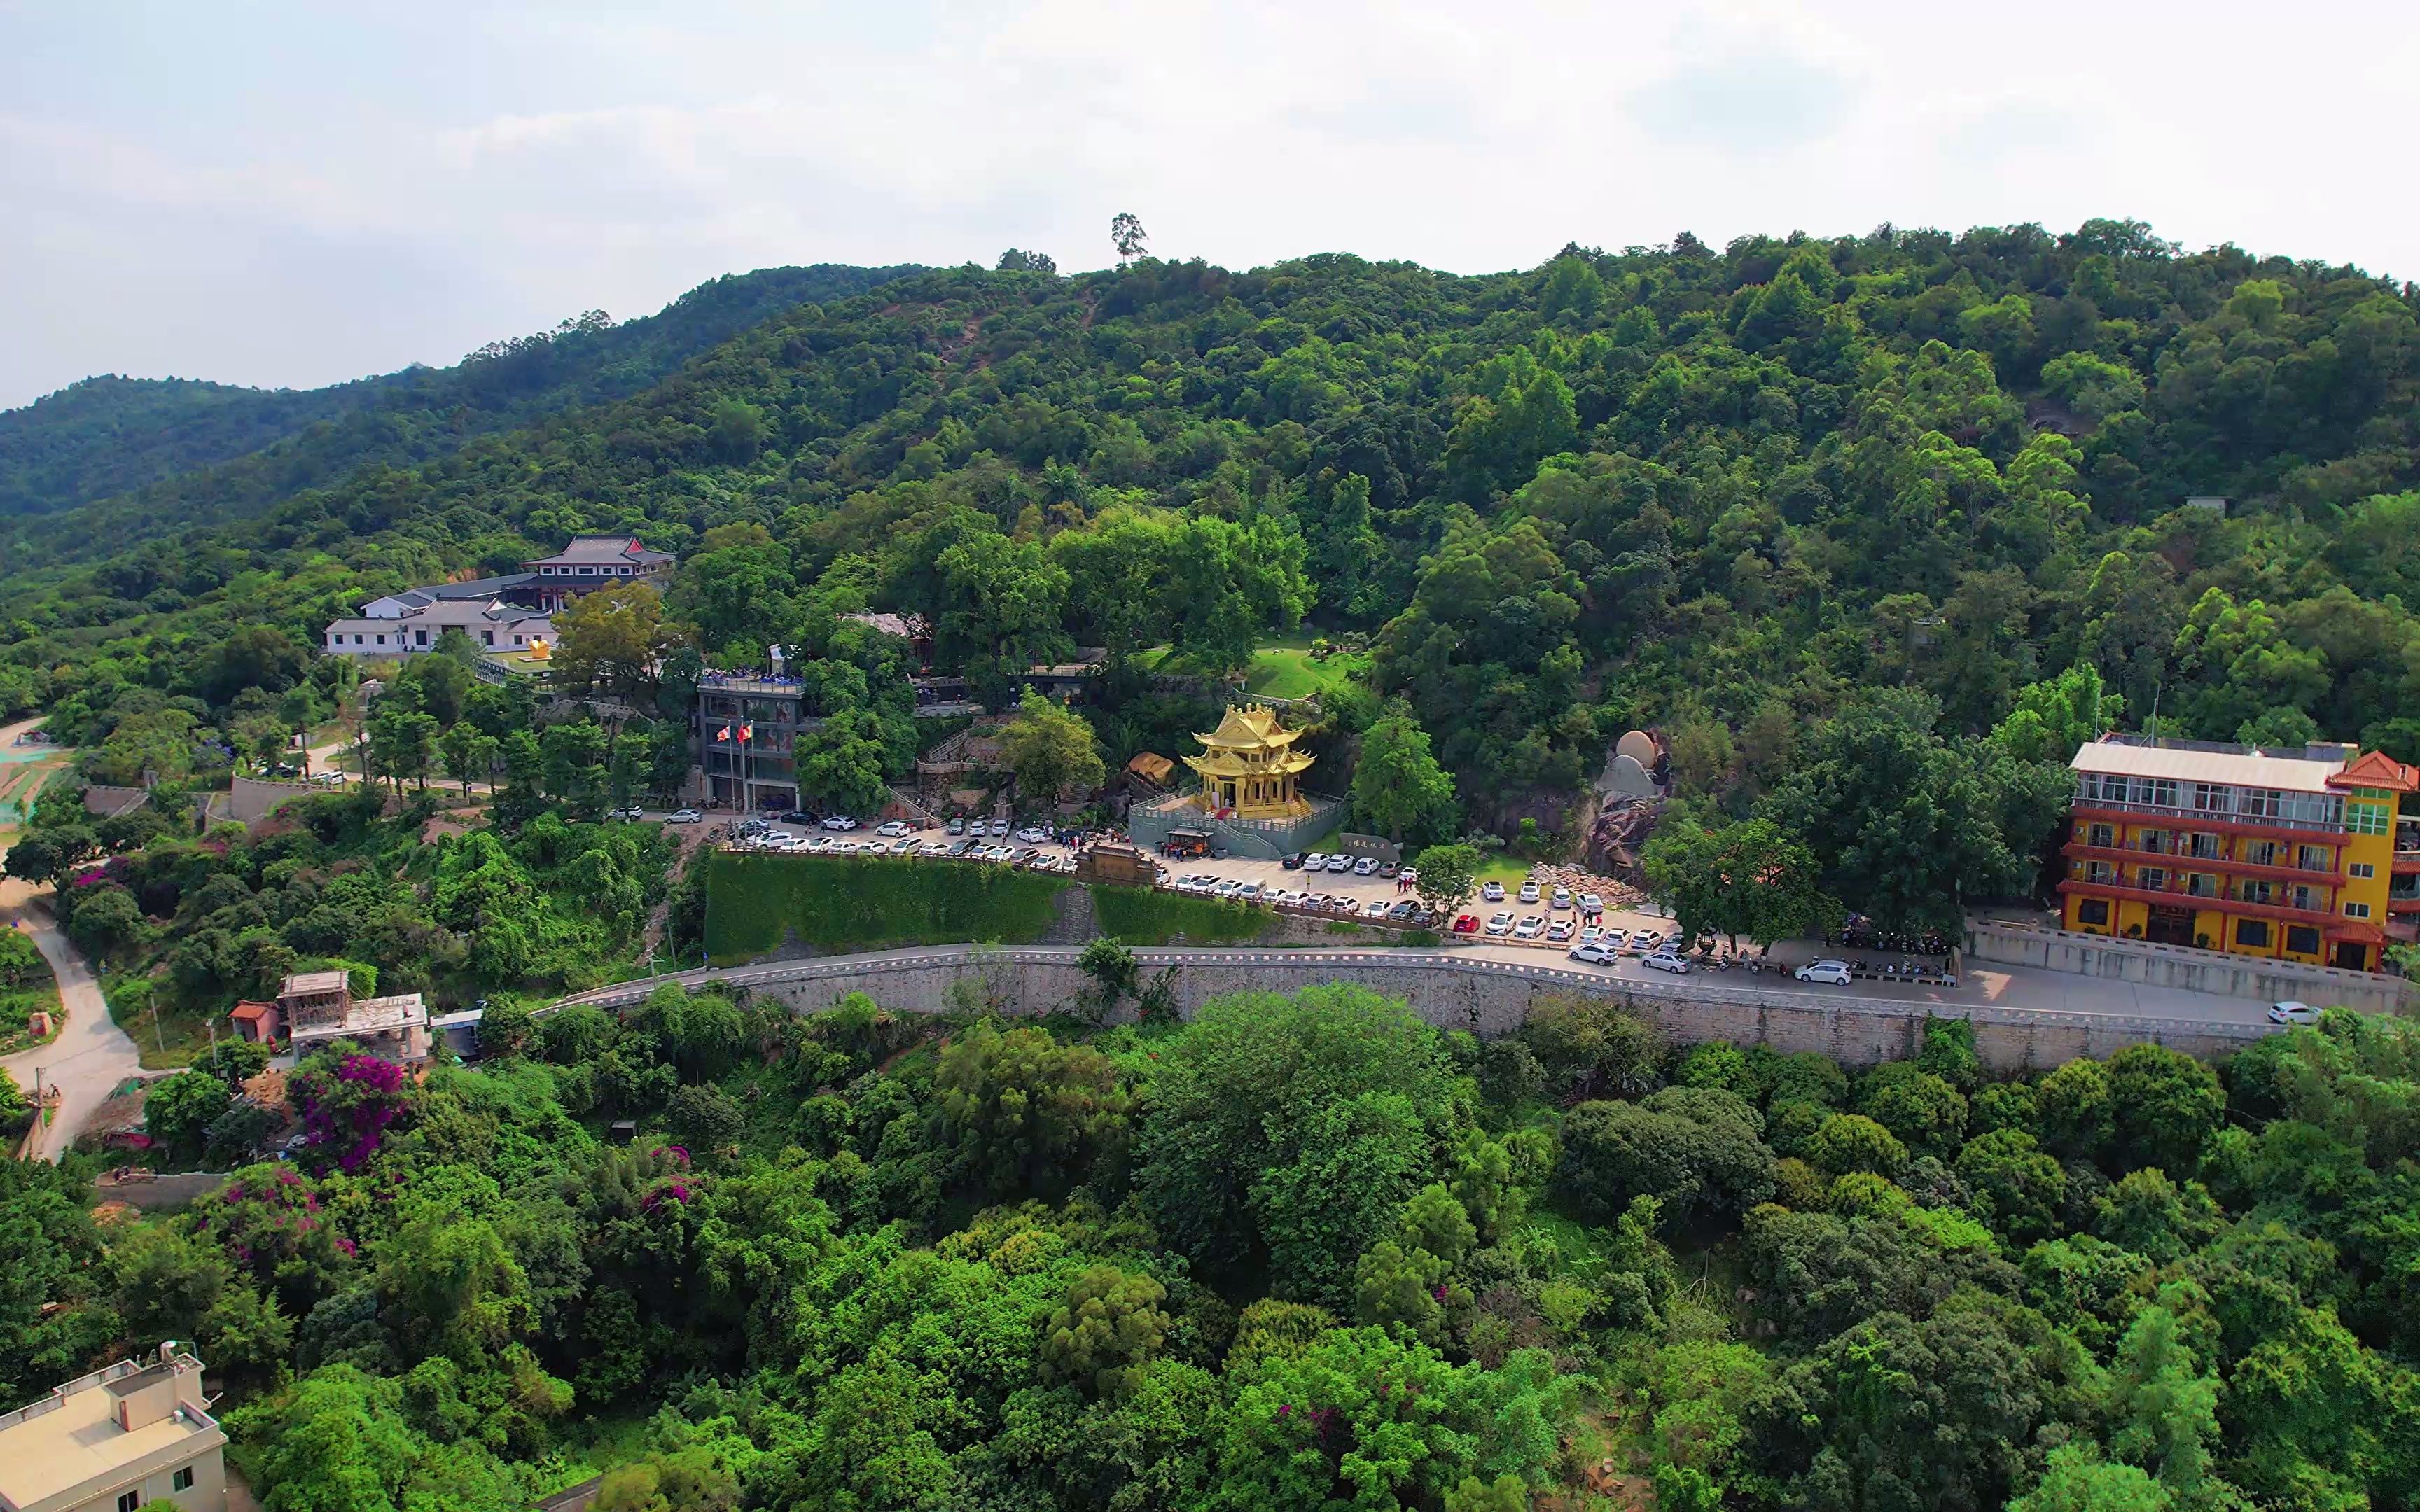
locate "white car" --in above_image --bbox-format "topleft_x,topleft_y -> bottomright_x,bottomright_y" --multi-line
989,818 -> 1012,836
1354,856 -> 1381,876
1364,899 -> 1392,918
2268,1000 -> 2321,1025
1482,881 -> 1505,902
877,820 -> 912,838
803,834 -> 832,852
610,805 -> 645,821
1642,951 -> 1691,974
889,837 -> 917,854
1578,892 -> 1603,912
821,816 -> 858,831
1016,825 -> 1051,844
1302,853 -> 1328,872
1567,941 -> 1617,964
1326,855 -> 1354,873
667,808 -> 702,824
1550,887 -> 1573,911
1213,878 -> 1242,898
1625,930 -> 1663,956
1795,959 -> 1854,985
1237,881 -> 1263,900
1517,880 -> 1541,904
1512,915 -> 1543,939
1484,910 -> 1516,936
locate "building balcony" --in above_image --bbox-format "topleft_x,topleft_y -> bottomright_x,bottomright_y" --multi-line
2059,839 -> 2342,884
2057,876 -> 2349,932
2070,799 -> 2345,844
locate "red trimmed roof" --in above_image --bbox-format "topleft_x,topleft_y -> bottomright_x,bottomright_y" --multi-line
2328,919 -> 2387,945
2326,750 -> 2419,793
230,1002 -> 277,1023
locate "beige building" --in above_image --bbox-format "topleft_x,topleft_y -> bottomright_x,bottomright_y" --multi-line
0,1345 -> 227,1512
277,970 -> 429,1063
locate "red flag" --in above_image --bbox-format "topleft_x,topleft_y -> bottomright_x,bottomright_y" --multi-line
739,723 -> 753,742
716,725 -> 732,742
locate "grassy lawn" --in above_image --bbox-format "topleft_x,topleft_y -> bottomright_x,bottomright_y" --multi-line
104,972 -> 220,1070
1136,634 -> 1369,703
0,928 -> 62,1057
1473,854 -> 1534,888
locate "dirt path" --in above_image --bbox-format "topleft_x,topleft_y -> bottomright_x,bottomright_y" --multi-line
0,881 -> 142,1161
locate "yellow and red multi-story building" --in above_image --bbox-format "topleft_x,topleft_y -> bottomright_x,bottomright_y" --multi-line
2058,736 -> 2416,972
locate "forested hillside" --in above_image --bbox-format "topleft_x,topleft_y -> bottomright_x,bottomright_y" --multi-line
2,221 -> 2415,850
0,261 -> 919,539
11,985 -> 2417,1511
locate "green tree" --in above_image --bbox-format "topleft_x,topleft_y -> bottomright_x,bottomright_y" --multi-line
998,687 -> 1104,804
143,1071 -> 232,1158
1409,842 -> 1482,920
1352,702 -> 1458,844
1041,1264 -> 1170,1397
1641,812 -> 1840,953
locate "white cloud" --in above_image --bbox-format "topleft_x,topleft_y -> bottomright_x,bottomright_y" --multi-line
2,0 -> 2415,408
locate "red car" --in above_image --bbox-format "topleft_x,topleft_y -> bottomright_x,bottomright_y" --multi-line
1452,913 -> 1480,934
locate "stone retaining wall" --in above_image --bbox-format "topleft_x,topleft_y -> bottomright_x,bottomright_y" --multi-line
1966,921 -> 2409,1016
563,947 -> 2276,1072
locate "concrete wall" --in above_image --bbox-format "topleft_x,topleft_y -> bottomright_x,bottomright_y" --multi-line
228,776 -> 327,825
563,947 -> 2277,1073
1966,922 -> 2409,1016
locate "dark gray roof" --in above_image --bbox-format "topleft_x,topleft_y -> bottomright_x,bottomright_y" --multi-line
426,573 -> 537,598
524,536 -> 675,568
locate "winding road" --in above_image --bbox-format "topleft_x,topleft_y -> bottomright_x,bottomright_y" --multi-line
1,881 -> 141,1161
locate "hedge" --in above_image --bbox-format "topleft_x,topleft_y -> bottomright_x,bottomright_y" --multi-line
1088,883 -> 1272,945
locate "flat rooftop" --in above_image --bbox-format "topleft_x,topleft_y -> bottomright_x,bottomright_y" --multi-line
279,969 -> 350,997
0,1359 -> 223,1508
289,993 -> 426,1040
2071,737 -> 2347,794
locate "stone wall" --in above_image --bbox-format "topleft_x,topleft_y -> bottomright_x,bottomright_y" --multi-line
1966,921 -> 2409,1016
228,776 -> 328,825
561,946 -> 2276,1072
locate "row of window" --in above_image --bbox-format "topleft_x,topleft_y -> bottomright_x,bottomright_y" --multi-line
2075,864 -> 2370,918
536,563 -> 649,576
2081,822 -> 2350,871
2075,772 -> 2346,829
2071,899 -> 2324,953
328,627 -> 531,649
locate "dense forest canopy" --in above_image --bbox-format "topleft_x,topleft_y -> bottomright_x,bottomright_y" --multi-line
1,219 -> 2415,842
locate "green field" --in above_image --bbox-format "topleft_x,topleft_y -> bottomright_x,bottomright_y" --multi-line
702,852 -> 1283,961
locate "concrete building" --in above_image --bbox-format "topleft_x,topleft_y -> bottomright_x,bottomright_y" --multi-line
697,672 -> 810,813
0,1343 -> 228,1512
321,580 -> 553,658
2059,734 -> 2415,972
276,970 -> 429,1063
522,536 -> 675,614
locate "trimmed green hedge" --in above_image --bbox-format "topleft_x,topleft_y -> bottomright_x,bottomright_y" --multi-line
702,853 -> 1281,961
705,853 -> 1072,960
1089,883 -> 1272,945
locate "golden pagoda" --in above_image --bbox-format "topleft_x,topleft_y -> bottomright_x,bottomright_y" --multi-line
1184,704 -> 1314,818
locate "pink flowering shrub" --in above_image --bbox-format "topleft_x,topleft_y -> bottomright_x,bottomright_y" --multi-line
289,1052 -> 411,1172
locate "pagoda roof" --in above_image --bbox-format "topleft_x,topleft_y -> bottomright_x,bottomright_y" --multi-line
1194,703 -> 1304,751
1187,748 -> 1314,778
2326,750 -> 2420,794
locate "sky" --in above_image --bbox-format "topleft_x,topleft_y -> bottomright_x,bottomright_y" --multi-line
4,0 -> 2416,410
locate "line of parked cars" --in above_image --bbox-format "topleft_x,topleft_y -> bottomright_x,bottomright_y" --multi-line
1287,851 -> 1398,878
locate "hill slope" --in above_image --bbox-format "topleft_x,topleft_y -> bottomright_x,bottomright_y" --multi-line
0,261 -> 923,540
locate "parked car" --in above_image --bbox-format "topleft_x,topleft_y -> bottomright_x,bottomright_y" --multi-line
1354,856 -> 1382,876
1517,880 -> 1541,903
1550,887 -> 1573,911
1363,899 -> 1392,918
1237,881 -> 1263,900
2269,1000 -> 2321,1024
1641,951 -> 1691,974
1212,878 -> 1242,897
821,816 -> 858,831
945,839 -> 973,856
1625,930 -> 1662,955
1015,825 -> 1050,844
1567,941 -> 1617,964
947,817 -> 966,835
1545,918 -> 1573,942
1379,861 -> 1400,878
1387,899 -> 1418,920
1578,892 -> 1603,912
1795,959 -> 1854,985
1512,915 -> 1543,939
1481,881 -> 1505,902
1484,910 -> 1515,936
1452,913 -> 1480,934
1325,854 -> 1353,873
1302,852 -> 1328,871
989,818 -> 1012,836
877,820 -> 912,838
889,837 -> 917,854
1283,852 -> 1305,869
1580,924 -> 1604,943
608,804 -> 644,821
667,808 -> 702,824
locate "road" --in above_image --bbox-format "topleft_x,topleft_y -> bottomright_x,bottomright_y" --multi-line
0,881 -> 141,1162
553,934 -> 2279,1032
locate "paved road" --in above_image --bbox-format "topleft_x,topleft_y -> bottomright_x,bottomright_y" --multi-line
553,936 -> 2279,1034
1,882 -> 141,1161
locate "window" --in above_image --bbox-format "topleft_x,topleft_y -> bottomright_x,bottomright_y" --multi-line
482,630 -> 494,645
2187,874 -> 2219,898
2349,800 -> 2391,836
2350,861 -> 2376,879
2243,840 -> 2278,867
2193,781 -> 2230,813
2241,789 -> 2283,820
2235,918 -> 2272,948
2346,901 -> 2373,918
2289,885 -> 2321,912
2085,822 -> 2115,848
120,1492 -> 141,1512
174,1466 -> 196,1491
2136,867 -> 2167,891
2286,925 -> 2322,955
2239,880 -> 2274,904
2077,899 -> 2110,926
414,628 -> 428,647
375,634 -> 386,645
2297,844 -> 2332,872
